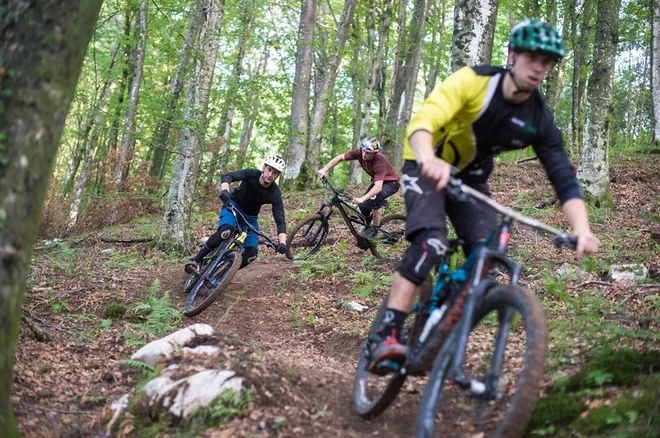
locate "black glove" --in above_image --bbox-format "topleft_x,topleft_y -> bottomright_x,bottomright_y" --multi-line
275,243 -> 287,254
219,189 -> 231,204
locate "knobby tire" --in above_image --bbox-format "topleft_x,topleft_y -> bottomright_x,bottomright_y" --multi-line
286,213 -> 329,260
184,250 -> 243,317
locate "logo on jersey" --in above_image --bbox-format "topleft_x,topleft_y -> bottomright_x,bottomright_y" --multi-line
401,174 -> 423,195
511,117 -> 538,134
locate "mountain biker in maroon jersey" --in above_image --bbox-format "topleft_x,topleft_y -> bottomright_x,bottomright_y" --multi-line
317,137 -> 400,239
368,19 -> 601,373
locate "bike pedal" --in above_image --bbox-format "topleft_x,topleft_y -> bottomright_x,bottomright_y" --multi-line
376,360 -> 401,372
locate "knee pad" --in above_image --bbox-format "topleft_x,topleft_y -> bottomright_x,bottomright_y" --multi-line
205,224 -> 234,250
240,246 -> 258,268
396,230 -> 448,285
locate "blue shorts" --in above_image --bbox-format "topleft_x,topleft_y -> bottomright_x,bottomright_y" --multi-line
218,202 -> 259,248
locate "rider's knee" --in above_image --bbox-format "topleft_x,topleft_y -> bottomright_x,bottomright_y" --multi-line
206,224 -> 233,250
396,229 -> 448,285
358,203 -> 373,219
240,246 -> 258,268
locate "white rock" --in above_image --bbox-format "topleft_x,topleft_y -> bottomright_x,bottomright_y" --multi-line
143,370 -> 243,419
609,264 -> 648,283
555,263 -> 591,282
182,346 -> 221,357
342,301 -> 368,312
131,324 -> 214,367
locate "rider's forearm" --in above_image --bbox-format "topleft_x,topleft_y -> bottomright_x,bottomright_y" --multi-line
409,130 -> 436,164
220,182 -> 230,192
562,198 -> 592,233
321,154 -> 344,172
278,233 -> 287,244
362,181 -> 384,200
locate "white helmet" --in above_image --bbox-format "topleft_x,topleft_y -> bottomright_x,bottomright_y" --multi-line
264,155 -> 285,173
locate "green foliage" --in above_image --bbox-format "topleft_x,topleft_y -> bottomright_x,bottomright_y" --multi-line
541,271 -> 570,302
123,280 -> 181,345
180,388 -> 254,434
51,300 -> 69,314
350,270 -> 391,298
105,302 -> 127,319
528,393 -> 586,433
116,359 -> 156,374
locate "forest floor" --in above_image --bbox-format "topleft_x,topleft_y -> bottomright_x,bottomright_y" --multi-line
12,155 -> 660,437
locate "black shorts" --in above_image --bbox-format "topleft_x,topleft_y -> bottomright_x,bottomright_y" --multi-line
359,180 -> 400,213
400,160 -> 497,254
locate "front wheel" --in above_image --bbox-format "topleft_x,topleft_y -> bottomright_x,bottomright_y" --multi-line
286,213 -> 329,260
369,214 -> 407,262
184,250 -> 243,317
416,284 -> 548,438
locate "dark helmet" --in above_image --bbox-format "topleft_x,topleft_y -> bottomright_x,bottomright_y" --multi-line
360,137 -> 381,153
509,19 -> 565,61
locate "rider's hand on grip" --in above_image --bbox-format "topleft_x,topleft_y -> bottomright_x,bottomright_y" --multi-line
553,233 -> 577,250
275,243 -> 287,254
219,190 -> 231,205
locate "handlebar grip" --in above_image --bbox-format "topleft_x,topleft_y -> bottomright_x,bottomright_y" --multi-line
553,233 -> 577,250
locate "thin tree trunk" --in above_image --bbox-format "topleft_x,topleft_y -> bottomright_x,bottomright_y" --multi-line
209,0 -> 254,179
377,0 -> 394,137
237,48 -> 270,167
448,0 -> 500,73
382,0 -> 431,169
150,2 -> 203,180
283,0 -> 317,184
349,19 -> 363,184
0,3 -> 102,435
114,0 -> 148,188
302,0 -> 358,185
652,0 -> 660,146
577,0 -> 620,206
424,0 -> 446,97
574,0 -> 595,154
108,10 -> 133,157
161,0 -> 225,249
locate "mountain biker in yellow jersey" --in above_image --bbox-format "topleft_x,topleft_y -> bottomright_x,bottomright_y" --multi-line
317,137 -> 400,239
184,155 -> 288,274
368,19 -> 601,372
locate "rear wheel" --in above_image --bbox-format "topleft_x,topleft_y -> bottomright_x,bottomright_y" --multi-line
286,213 -> 329,260
415,284 -> 548,438
184,250 -> 243,317
370,214 -> 407,262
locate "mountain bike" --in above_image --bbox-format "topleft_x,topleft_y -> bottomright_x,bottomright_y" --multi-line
352,177 -> 578,437
286,177 -> 407,262
183,203 -> 279,317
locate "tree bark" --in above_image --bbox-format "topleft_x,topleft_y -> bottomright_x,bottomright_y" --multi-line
160,0 -> 225,249
577,0 -> 620,206
238,48 -> 270,167
302,0 -> 358,185
349,19 -> 364,184
149,2 -> 203,180
382,0 -> 431,169
283,0 -> 317,184
0,2 -> 102,435
114,0 -> 148,188
572,0 -> 595,154
424,0 -> 446,97
448,0 -> 500,73
653,0 -> 660,146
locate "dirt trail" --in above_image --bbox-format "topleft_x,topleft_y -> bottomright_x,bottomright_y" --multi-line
163,255 -> 424,437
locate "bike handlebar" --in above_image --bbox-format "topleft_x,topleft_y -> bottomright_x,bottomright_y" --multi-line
321,177 -> 354,203
446,177 -> 577,250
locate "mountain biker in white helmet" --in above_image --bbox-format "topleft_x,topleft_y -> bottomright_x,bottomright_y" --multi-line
317,136 -> 400,239
185,155 -> 288,274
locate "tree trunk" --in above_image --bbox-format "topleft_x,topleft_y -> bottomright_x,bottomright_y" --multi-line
424,0 -> 446,97
653,0 -> 660,146
573,0 -> 595,154
382,0 -> 431,169
577,0 -> 620,206
114,0 -> 148,188
149,2 -> 203,180
302,0 -> 358,185
209,0 -> 254,179
349,19 -> 363,184
283,0 -> 317,184
160,0 -> 225,249
237,48 -> 270,167
0,2 -> 102,435
448,0 -> 500,73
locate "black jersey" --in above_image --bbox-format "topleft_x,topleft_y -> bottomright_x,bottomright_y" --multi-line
221,169 -> 286,234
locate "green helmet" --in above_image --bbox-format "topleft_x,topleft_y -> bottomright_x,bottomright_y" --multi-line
509,19 -> 565,61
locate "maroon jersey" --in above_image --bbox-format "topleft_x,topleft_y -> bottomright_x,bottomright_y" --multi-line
344,149 -> 400,182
